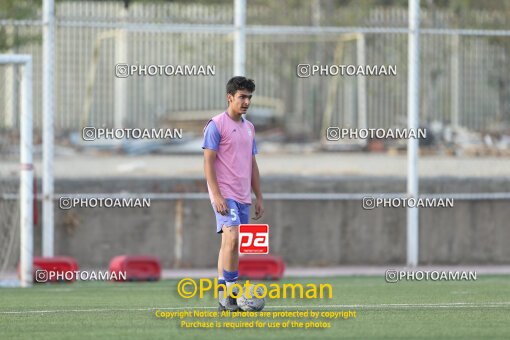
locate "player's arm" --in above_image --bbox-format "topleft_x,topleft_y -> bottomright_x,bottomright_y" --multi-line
204,149 -> 228,215
251,155 -> 264,220
202,121 -> 228,215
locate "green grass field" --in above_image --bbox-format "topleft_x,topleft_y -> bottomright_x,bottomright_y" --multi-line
1,275 -> 509,339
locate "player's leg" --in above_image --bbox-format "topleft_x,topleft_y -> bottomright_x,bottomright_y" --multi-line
221,201 -> 253,306
221,224 -> 240,310
222,225 -> 239,269
218,232 -> 226,277
221,202 -> 251,310
222,199 -> 243,285
221,224 -> 239,280
212,199 -> 241,311
217,233 -> 226,292
222,201 -> 250,276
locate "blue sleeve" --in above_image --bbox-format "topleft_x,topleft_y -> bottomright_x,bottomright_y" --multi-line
202,121 -> 220,151
252,139 -> 258,155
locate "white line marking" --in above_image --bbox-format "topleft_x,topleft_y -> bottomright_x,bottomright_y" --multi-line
2,302 -> 510,315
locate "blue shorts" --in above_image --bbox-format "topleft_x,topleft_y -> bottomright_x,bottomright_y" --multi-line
211,198 -> 250,233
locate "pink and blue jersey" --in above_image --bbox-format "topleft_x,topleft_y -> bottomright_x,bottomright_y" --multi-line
202,111 -> 258,205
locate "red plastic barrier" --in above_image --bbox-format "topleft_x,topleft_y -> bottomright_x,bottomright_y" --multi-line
238,255 -> 285,280
25,256 -> 79,283
108,255 -> 161,282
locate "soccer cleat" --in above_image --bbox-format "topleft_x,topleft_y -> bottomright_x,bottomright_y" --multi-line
218,285 -> 240,312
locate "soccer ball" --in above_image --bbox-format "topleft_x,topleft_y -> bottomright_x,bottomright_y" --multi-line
237,285 -> 265,311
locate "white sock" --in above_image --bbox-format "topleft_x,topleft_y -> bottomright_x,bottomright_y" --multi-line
226,281 -> 237,291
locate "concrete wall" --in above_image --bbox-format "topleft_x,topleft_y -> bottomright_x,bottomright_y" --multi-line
20,176 -> 510,268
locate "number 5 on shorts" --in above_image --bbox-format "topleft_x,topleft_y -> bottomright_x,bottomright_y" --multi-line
230,209 -> 237,221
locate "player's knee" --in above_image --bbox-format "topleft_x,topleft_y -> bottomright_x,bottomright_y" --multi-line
226,234 -> 239,253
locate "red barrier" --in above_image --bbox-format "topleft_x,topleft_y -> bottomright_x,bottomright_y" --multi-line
23,256 -> 80,283
108,255 -> 161,282
238,255 -> 285,280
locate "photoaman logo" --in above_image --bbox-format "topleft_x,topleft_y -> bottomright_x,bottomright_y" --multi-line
177,278 -> 333,299
239,224 -> 269,254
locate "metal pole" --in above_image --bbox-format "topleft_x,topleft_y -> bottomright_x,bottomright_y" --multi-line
174,199 -> 183,268
312,0 -> 322,133
450,34 -> 460,129
407,0 -> 420,267
20,56 -> 34,287
114,6 -> 129,129
356,33 -> 367,131
234,0 -> 246,76
4,25 -> 17,128
42,0 -> 55,257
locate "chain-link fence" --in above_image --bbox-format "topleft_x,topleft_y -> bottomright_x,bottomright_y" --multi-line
0,62 -> 21,275
1,1 -> 509,139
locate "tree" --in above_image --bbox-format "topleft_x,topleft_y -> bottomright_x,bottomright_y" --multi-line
0,0 -> 42,52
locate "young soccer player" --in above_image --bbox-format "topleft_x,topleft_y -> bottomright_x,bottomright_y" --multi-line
202,76 -> 264,311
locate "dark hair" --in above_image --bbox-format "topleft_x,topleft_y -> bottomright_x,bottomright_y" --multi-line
226,76 -> 255,96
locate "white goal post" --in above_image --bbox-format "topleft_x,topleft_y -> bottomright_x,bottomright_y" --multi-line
0,54 -> 33,287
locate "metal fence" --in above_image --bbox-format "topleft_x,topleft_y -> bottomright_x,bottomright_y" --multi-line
1,1 -> 509,137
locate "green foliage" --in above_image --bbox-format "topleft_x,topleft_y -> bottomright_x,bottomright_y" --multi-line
0,0 -> 42,20
0,0 -> 42,52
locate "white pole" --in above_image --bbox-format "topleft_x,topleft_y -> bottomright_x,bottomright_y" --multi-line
407,0 -> 420,267
4,25 -> 17,128
450,34 -> 460,129
114,6 -> 129,129
174,199 -> 183,268
234,0 -> 246,76
42,0 -> 55,257
356,33 -> 367,131
20,57 -> 34,287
